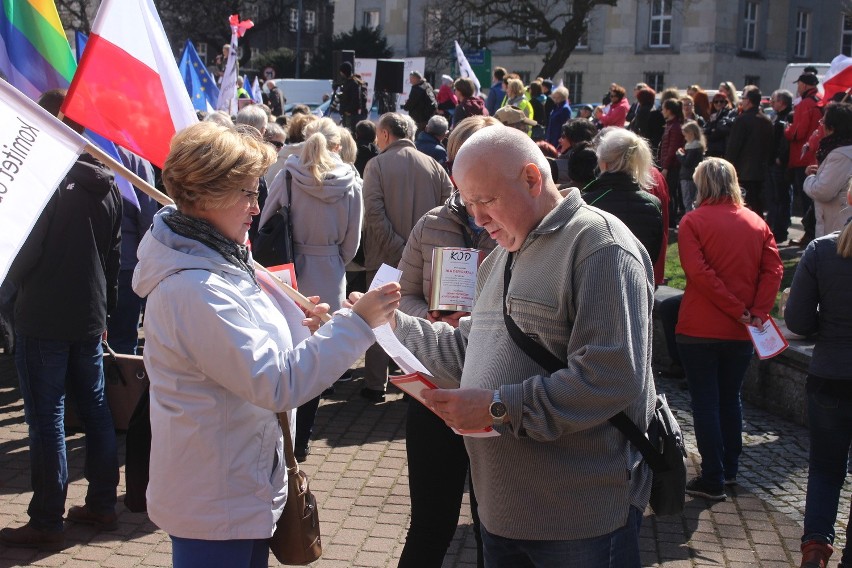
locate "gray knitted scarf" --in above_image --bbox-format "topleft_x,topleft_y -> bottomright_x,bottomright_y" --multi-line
163,209 -> 257,284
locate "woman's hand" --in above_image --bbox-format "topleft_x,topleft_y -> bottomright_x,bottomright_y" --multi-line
350,283 -> 401,328
805,164 -> 818,176
301,296 -> 330,334
439,311 -> 468,329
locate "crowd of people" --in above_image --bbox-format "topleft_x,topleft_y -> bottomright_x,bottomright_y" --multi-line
0,60 -> 850,568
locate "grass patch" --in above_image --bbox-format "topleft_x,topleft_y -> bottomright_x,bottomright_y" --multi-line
663,243 -> 801,318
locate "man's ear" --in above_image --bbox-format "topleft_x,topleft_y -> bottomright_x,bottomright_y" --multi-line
523,163 -> 543,197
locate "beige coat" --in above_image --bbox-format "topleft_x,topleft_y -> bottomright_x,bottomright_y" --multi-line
362,139 -> 453,271
804,145 -> 852,237
398,194 -> 497,318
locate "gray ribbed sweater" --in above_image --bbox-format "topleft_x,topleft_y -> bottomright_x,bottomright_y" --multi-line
394,190 -> 657,540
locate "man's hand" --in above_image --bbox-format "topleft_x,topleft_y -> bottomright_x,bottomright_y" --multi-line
805,164 -> 818,175
438,311 -> 468,329
422,388 -> 498,431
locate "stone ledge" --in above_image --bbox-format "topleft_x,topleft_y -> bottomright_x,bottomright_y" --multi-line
652,286 -> 813,426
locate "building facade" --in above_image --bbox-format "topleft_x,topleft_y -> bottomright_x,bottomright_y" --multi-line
335,0 -> 849,103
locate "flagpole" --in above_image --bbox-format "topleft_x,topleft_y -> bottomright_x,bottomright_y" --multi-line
82,141 -> 331,322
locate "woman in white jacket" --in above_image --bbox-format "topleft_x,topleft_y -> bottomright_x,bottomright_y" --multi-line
132,122 -> 399,568
804,103 -> 852,238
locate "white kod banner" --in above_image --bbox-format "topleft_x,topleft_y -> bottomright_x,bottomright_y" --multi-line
0,78 -> 87,284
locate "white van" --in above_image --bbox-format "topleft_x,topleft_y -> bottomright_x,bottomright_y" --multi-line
779,63 -> 830,96
273,79 -> 333,108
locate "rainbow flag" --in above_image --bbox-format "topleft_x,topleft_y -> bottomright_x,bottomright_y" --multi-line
0,0 -> 76,100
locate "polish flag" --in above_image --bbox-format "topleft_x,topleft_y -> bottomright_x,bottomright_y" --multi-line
61,0 -> 196,168
822,54 -> 852,104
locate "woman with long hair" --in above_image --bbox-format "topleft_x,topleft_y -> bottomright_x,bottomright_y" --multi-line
677,158 -> 783,502
262,117 -> 364,459
786,184 -> 852,568
803,102 -> 852,238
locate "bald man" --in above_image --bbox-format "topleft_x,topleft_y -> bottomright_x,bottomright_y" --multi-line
384,127 -> 657,566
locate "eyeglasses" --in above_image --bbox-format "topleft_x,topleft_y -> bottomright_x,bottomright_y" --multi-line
240,188 -> 261,207
268,140 -> 284,149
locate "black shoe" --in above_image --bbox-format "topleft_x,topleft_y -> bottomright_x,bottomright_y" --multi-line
360,387 -> 386,403
321,385 -> 336,398
294,444 -> 310,461
337,370 -> 353,382
685,477 -> 726,501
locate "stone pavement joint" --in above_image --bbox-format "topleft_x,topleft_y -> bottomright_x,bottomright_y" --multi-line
0,354 -> 845,566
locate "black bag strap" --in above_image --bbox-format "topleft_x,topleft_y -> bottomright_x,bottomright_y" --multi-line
501,253 -> 664,470
276,412 -> 299,473
285,171 -> 292,208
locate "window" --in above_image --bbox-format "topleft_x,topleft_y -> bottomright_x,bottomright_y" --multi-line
843,14 -> 852,56
289,8 -> 298,32
303,51 -> 313,67
197,42 -> 207,65
243,2 -> 259,20
250,47 -> 260,63
644,72 -> 664,92
516,6 -> 534,49
744,75 -> 760,88
649,0 -> 672,48
742,2 -> 758,51
795,11 -> 809,58
468,15 -> 485,48
363,10 -> 380,30
304,10 -> 316,33
564,72 -> 583,105
425,9 -> 441,50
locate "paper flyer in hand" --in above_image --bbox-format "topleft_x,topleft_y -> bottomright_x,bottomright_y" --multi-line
390,373 -> 499,438
745,316 -> 789,359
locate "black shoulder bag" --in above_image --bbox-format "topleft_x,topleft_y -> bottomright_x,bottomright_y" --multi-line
501,254 -> 687,516
253,171 -> 295,267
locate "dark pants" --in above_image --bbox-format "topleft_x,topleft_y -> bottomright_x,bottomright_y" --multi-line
294,395 -> 321,452
398,399 -> 483,568
766,163 -> 792,242
802,375 -> 852,567
480,506 -> 642,568
171,536 -> 269,568
665,167 -> 682,226
791,166 -> 816,238
741,180 -> 765,219
107,269 -> 144,355
363,270 -> 389,392
678,340 -> 754,488
15,334 -> 119,531
657,294 -> 683,368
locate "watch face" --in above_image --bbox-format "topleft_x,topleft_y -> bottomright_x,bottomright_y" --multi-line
490,401 -> 507,419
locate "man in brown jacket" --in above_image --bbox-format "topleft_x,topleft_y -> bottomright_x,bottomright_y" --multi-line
361,112 -> 454,401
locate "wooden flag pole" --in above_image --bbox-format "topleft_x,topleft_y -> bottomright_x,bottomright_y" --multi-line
82,142 -> 331,322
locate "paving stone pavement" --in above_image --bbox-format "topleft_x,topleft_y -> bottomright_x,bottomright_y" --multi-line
0,354 -> 848,567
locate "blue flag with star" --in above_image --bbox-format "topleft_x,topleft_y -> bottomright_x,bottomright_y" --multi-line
179,40 -> 220,112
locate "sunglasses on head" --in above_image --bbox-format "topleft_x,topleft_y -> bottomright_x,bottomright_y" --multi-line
269,140 -> 284,149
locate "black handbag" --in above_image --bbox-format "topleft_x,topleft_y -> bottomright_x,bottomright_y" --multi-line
269,412 -> 322,565
501,253 -> 687,516
254,171 -> 295,267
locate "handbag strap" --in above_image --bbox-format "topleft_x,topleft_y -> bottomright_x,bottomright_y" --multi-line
276,412 -> 300,472
285,171 -> 292,208
501,253 -> 664,470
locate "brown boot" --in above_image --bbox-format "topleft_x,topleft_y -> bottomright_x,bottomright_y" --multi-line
0,523 -> 65,550
66,504 -> 118,531
801,540 -> 834,568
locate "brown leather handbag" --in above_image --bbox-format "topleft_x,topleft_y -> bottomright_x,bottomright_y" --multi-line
269,412 -> 322,565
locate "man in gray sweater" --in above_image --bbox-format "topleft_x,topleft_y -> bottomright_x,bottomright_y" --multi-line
387,127 -> 657,566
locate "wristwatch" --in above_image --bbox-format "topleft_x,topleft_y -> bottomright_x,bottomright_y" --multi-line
489,390 -> 507,425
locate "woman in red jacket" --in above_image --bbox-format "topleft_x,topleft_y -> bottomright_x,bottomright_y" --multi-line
676,157 -> 783,501
659,98 -> 686,224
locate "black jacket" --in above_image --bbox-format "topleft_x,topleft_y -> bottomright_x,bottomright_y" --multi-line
582,171 -> 664,263
772,106 -> 792,166
339,76 -> 362,115
704,107 -> 735,157
725,107 -> 774,181
8,154 -> 122,341
402,80 -> 437,125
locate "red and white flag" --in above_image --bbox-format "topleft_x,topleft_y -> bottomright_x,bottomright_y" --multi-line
822,54 -> 852,103
61,0 -> 196,168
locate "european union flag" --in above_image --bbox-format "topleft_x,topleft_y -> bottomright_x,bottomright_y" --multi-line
179,40 -> 220,112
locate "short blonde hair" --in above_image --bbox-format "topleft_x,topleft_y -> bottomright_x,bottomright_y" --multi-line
693,157 -> 743,207
506,78 -> 525,99
163,122 -> 276,212
287,113 -> 318,143
447,115 -> 501,161
338,126 -> 357,165
301,117 -> 343,183
681,120 -> 706,151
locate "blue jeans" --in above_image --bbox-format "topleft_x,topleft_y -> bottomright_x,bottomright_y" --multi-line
171,536 -> 269,568
678,340 -> 754,487
106,269 -> 144,355
802,376 -> 852,565
15,334 -> 118,531
480,506 -> 642,568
